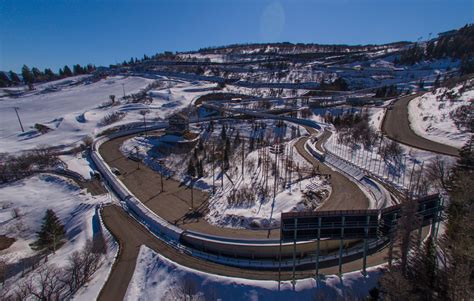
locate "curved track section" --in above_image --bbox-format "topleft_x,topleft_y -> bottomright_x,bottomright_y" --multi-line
91,114 -> 388,269
382,94 -> 459,157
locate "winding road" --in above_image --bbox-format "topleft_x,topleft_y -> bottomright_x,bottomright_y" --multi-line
382,94 -> 459,157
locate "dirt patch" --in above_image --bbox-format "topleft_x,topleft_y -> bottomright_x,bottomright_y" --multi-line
0,235 -> 16,251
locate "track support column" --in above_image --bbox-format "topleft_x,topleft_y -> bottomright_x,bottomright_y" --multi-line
338,216 -> 345,276
292,218 -> 297,290
315,217 -> 321,279
362,215 -> 369,276
278,227 -> 283,291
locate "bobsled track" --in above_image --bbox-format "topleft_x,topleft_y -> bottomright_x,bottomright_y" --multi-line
92,111 -> 443,300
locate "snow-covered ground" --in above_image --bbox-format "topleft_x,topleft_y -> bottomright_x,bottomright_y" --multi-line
205,139 -> 330,229
0,75 -> 153,152
408,79 -> 473,148
125,245 -> 382,301
59,153 -> 95,180
0,174 -> 116,299
0,73 -> 220,153
120,119 -> 329,229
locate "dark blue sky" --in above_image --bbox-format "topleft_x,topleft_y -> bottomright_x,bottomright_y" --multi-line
1,0 -> 472,72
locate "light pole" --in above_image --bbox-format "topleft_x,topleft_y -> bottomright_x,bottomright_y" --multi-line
13,107 -> 24,132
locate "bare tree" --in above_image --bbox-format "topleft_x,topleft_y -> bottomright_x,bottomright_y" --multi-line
62,239 -> 103,294
26,265 -> 65,301
424,155 -> 452,191
379,266 -> 415,301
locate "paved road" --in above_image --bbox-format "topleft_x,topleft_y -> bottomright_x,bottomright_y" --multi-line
99,204 -> 408,301
294,129 -> 369,211
382,94 -> 459,157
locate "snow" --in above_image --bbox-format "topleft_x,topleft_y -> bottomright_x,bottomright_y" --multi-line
0,76 -> 153,152
408,79 -> 473,148
125,245 -> 382,301
0,174 -> 105,264
205,139 -> 331,229
0,75 -> 221,153
59,153 -> 95,180
120,120 -> 328,230
0,174 -> 116,300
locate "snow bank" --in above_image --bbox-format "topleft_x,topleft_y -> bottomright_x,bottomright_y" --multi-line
408,80 -> 473,148
125,245 -> 382,301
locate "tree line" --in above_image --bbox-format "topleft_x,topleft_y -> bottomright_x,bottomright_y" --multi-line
395,24 -> 474,73
0,63 -> 96,88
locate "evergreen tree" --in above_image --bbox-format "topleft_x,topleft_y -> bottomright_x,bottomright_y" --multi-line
234,131 -> 241,147
33,209 -> 66,253
44,68 -> 56,81
73,64 -> 81,75
220,125 -> 227,141
63,65 -> 73,77
0,72 -> 11,87
9,70 -> 21,84
21,64 -> 34,84
198,138 -> 204,151
31,67 -> 43,82
86,64 -> 95,73
187,159 -> 196,177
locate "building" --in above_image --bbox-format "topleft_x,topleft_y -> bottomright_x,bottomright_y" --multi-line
166,112 -> 189,135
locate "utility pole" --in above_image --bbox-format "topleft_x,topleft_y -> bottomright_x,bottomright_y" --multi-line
13,107 -> 24,132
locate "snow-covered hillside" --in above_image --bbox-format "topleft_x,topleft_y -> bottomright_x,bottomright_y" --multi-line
0,75 -> 218,152
408,79 -> 473,148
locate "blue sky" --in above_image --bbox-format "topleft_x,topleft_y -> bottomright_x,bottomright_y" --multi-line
1,0 -> 472,72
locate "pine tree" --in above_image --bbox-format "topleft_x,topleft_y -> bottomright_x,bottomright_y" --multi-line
234,131 -> 241,147
198,138 -> 204,151
9,70 -> 21,85
0,72 -> 11,87
63,65 -> 73,77
221,125 -> 227,141
34,209 -> 66,253
187,160 -> 196,177
86,64 -> 95,73
44,68 -> 56,81
32,67 -> 43,82
73,64 -> 81,75
21,64 -> 34,84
